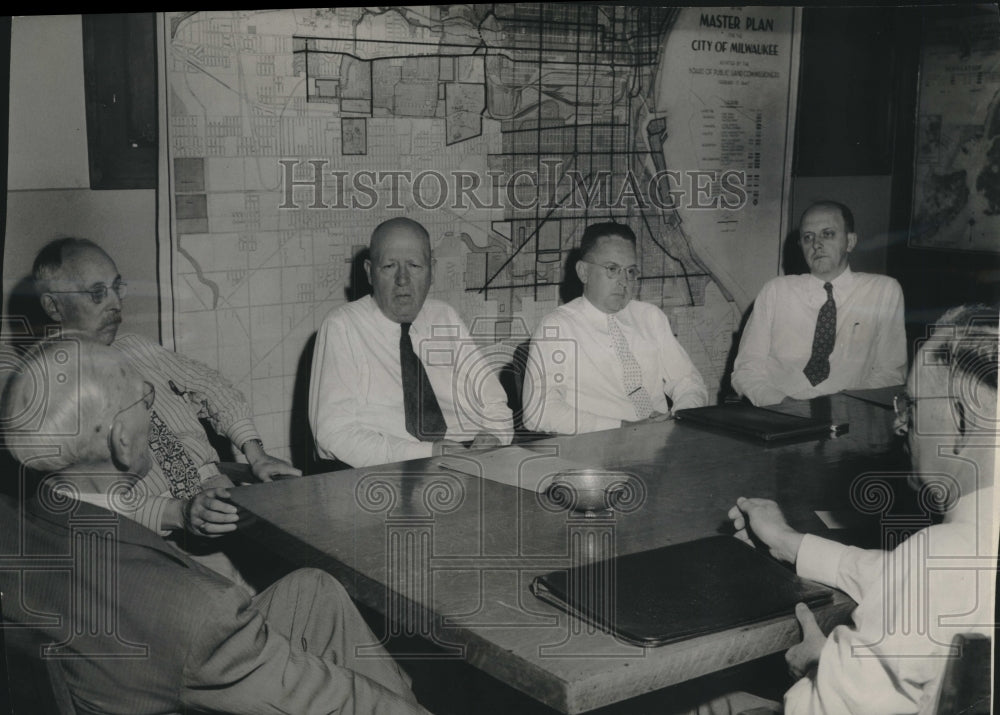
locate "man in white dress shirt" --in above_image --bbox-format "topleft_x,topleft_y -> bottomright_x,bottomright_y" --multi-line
726,304 -> 997,714
309,217 -> 513,468
731,201 -> 907,406
522,222 -> 708,435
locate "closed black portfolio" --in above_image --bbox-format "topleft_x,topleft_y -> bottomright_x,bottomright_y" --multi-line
674,404 -> 844,442
530,535 -> 834,647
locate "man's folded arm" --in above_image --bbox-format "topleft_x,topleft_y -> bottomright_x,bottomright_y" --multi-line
118,334 -> 261,449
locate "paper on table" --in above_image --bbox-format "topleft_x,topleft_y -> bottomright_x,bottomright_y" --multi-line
435,445 -> 594,494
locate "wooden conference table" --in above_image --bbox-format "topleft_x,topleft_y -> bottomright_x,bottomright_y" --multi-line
231,390 -> 906,714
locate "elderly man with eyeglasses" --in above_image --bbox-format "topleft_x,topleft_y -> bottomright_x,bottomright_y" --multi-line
523,222 -> 707,435
33,237 -> 300,589
0,339 -> 429,715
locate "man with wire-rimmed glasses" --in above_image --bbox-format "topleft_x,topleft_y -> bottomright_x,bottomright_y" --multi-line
32,237 -> 300,591
0,339 -> 430,715
523,222 -> 707,435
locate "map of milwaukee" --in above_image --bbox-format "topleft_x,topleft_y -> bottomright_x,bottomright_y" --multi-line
161,6 -> 800,459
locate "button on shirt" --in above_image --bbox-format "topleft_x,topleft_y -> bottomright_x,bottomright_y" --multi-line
309,296 -> 514,468
523,296 -> 708,434
732,269 -> 906,406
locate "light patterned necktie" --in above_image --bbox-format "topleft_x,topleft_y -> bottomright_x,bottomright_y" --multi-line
803,282 -> 837,386
147,410 -> 203,499
607,313 -> 654,419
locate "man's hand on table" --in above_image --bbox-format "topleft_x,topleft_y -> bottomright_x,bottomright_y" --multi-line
468,431 -> 502,450
432,438 -> 465,457
622,411 -> 673,427
165,487 -> 240,537
727,496 -> 804,565
785,602 -> 825,679
242,440 -> 302,482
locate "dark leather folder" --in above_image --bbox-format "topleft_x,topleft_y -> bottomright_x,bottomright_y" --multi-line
674,404 -> 843,442
530,535 -> 833,647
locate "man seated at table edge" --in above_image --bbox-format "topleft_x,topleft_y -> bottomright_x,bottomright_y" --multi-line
731,201 -> 907,407
522,221 -> 708,435
32,236 -> 301,541
0,338 -> 430,715
309,217 -> 513,468
726,303 -> 997,714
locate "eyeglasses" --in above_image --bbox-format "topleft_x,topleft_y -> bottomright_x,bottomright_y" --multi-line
48,279 -> 127,305
581,261 -> 641,282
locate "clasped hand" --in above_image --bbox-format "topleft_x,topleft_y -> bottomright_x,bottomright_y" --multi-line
183,487 -> 239,537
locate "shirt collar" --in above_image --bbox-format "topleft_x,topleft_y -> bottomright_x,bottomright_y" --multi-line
580,295 -> 628,328
808,266 -> 853,292
364,294 -> 426,333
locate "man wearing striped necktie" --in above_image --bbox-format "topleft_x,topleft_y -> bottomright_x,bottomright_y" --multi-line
33,237 -> 301,588
524,222 -> 708,435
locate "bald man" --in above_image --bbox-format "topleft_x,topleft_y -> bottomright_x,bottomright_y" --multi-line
0,339 -> 429,714
309,218 -> 513,468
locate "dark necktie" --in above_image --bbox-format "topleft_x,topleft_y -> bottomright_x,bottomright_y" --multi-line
147,410 -> 203,499
400,322 -> 447,441
803,282 -> 836,386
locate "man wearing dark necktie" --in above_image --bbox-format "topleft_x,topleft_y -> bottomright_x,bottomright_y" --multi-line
732,201 -> 907,406
310,218 -> 513,467
523,222 -> 708,435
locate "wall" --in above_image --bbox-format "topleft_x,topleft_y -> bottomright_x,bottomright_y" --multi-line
2,14 -> 158,342
790,176 -> 893,276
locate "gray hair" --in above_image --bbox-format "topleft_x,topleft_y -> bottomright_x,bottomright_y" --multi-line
1,338 -> 135,473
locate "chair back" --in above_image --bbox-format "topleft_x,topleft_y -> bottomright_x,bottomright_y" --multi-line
935,632 -> 992,715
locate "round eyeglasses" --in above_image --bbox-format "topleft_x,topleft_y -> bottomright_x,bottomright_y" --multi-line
581,260 -> 641,282
48,279 -> 127,305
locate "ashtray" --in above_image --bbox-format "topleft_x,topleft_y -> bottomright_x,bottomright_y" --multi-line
542,469 -> 642,516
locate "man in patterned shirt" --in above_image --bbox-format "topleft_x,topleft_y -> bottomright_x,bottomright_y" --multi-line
33,237 -> 300,585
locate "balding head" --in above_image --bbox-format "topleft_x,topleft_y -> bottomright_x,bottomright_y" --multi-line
1,339 -> 152,479
798,201 -> 857,282
33,238 -> 125,345
365,218 -> 434,323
